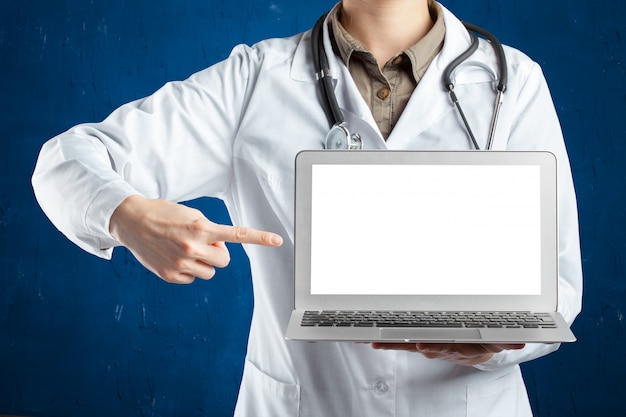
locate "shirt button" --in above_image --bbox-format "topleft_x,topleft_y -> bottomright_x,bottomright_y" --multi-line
374,379 -> 389,394
377,87 -> 390,100
391,55 -> 404,65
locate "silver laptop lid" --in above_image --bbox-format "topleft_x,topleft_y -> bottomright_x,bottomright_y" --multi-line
294,150 -> 558,312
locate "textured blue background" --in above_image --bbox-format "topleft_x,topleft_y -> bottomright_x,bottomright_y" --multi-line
1,0 -> 625,415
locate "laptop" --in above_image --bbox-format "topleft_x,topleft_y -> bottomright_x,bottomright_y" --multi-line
285,150 -> 575,344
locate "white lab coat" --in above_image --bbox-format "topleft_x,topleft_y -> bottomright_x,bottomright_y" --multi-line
33,4 -> 583,417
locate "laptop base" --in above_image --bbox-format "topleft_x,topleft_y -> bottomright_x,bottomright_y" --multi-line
285,310 -> 575,344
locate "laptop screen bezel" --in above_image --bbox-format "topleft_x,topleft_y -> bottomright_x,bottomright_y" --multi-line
294,150 -> 558,312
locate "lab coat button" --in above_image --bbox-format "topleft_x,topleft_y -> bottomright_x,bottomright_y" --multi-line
374,379 -> 389,394
377,87 -> 390,100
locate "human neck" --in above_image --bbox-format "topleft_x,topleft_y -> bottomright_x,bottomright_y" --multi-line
340,0 -> 434,67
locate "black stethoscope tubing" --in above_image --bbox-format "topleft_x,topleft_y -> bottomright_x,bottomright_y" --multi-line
312,12 -> 508,150
442,21 -> 507,150
312,12 -> 344,128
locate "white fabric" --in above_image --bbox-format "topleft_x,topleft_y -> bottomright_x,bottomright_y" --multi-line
32,4 -> 583,416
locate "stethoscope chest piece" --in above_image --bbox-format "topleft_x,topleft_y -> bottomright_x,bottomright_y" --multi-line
325,122 -> 363,150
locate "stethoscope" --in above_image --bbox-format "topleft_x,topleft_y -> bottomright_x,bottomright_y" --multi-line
312,12 -> 508,151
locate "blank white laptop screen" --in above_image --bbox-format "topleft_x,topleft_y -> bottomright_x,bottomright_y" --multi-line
309,164 -> 542,296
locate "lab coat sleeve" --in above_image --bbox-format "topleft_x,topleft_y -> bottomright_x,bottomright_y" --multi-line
32,44 -> 259,259
474,62 -> 583,371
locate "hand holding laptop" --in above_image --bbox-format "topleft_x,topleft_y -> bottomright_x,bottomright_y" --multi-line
109,195 -> 283,284
371,342 -> 525,366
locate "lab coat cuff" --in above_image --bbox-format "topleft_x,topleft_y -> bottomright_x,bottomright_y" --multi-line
84,180 -> 142,254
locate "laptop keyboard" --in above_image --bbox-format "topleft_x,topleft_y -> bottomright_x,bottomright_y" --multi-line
301,310 -> 557,329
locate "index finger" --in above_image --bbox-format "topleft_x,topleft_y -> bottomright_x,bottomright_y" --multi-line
211,224 -> 283,247
488,344 -> 526,351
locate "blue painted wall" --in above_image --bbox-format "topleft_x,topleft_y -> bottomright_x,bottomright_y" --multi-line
0,0 -> 624,415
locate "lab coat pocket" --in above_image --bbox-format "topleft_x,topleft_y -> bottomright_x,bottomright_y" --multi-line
466,368 -> 532,417
235,359 -> 301,417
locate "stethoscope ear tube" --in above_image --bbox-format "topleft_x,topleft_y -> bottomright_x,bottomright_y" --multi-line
443,31 -> 481,150
442,31 -> 480,93
461,21 -> 507,93
443,22 -> 508,150
486,89 -> 504,150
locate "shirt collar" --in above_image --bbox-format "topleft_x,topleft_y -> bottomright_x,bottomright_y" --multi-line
329,1 -> 446,80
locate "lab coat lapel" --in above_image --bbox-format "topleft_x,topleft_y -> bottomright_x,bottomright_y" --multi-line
290,30 -> 316,83
384,59 -> 452,149
386,6 -> 477,149
291,13 -> 387,149
320,16 -> 388,149
333,58 -> 388,149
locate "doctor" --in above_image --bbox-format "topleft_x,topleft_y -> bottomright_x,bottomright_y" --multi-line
32,0 -> 583,415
